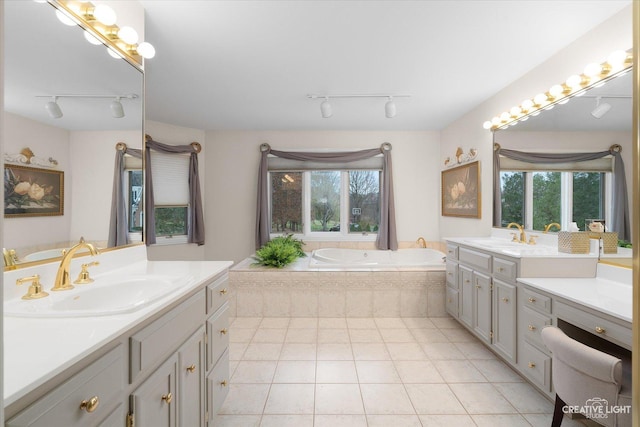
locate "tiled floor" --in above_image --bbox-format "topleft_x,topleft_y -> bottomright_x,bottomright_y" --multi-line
216,316 -> 586,427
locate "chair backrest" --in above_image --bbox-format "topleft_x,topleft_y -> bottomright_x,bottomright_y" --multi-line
541,326 -> 622,427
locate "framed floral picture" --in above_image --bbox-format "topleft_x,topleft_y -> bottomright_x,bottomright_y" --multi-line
442,161 -> 480,218
4,164 -> 64,217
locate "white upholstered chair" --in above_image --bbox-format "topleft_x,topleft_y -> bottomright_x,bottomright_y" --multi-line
541,326 -> 631,427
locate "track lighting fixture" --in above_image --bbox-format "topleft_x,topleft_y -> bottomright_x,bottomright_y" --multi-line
590,96 -> 612,119
45,97 -> 63,119
38,94 -> 138,119
307,93 -> 410,119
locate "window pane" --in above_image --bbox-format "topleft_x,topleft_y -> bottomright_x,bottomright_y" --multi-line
270,172 -> 302,233
128,170 -> 143,232
573,172 -> 604,230
310,171 -> 340,232
532,172 -> 561,231
155,206 -> 188,236
348,170 -> 380,233
500,171 -> 524,227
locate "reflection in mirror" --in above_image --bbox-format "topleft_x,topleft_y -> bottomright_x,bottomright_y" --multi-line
493,69 -> 632,242
3,1 -> 144,269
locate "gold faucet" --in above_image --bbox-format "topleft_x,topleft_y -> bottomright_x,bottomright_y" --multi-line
543,223 -> 561,233
52,237 -> 99,291
416,237 -> 427,248
3,248 -> 18,269
506,223 -> 527,243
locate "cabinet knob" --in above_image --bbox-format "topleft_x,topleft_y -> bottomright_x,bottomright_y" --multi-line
528,362 -> 536,369
447,272 -> 452,276
448,298 -> 452,303
497,267 -> 504,272
220,380 -> 228,387
528,297 -> 536,303
501,297 -> 509,303
220,328 -> 228,335
528,324 -> 536,331
219,288 -> 228,295
475,285 -> 481,289
465,279 -> 470,283
595,326 -> 606,334
186,364 -> 196,373
161,393 -> 173,404
79,396 -> 99,413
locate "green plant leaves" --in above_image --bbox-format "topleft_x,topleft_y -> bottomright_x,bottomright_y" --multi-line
253,234 -> 306,268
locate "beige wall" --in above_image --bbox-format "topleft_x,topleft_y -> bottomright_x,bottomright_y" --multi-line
204,130 -> 441,263
440,5 -> 633,238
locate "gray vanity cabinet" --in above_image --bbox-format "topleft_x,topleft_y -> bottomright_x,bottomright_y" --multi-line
130,354 -> 178,427
492,279 -> 517,362
472,271 -> 492,344
458,265 -> 474,328
445,245 -> 459,318
178,327 -> 206,427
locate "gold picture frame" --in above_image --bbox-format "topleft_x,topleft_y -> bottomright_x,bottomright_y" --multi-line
441,161 -> 480,218
4,164 -> 64,217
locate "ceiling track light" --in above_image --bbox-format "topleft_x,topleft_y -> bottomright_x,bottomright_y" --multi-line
483,48 -> 633,131
37,94 -> 138,119
48,1 -> 155,68
590,96 -> 612,119
307,93 -> 410,119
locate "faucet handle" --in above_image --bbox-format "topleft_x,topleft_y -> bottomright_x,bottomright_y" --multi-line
528,234 -> 538,245
510,232 -> 518,242
16,274 -> 49,300
74,261 -> 100,285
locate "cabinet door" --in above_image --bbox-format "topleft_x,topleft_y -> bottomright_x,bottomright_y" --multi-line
473,272 -> 492,344
458,266 -> 473,328
179,327 -> 206,427
445,286 -> 459,318
131,354 -> 178,427
493,279 -> 517,363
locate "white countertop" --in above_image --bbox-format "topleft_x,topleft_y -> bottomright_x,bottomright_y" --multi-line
3,246 -> 232,406
445,236 -> 599,259
517,263 -> 632,324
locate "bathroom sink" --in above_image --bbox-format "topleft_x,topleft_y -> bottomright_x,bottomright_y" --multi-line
4,275 -> 193,317
500,247 -> 559,257
463,238 -> 522,249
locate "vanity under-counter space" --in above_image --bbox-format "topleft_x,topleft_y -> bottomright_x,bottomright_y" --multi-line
443,236 -> 631,400
3,245 -> 233,427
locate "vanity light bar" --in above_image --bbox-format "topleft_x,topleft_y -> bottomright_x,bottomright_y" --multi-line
483,49 -> 633,131
50,0 -> 154,69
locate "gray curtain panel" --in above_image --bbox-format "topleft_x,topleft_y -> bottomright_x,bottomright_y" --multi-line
255,143 -> 398,251
493,147 -> 630,241
145,139 -> 205,246
108,147 -> 142,247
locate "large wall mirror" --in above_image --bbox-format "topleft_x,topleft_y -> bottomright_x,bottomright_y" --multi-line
3,1 -> 144,269
493,67 -> 633,243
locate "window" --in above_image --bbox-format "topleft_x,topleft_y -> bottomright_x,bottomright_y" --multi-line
500,170 -> 607,231
150,151 -> 191,243
127,170 -> 143,233
270,169 -> 380,238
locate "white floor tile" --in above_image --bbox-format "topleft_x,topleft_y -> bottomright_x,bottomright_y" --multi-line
260,414 -> 313,427
259,317 -> 290,328
433,360 -> 487,383
314,414 -> 367,427
493,382 -> 554,413
411,328 -> 450,343
252,328 -> 287,343
351,343 -> 391,361
273,361 -> 316,383
284,328 -> 317,343
230,328 -> 257,343
231,361 -> 277,383
385,343 -> 427,360
430,317 -> 462,329
449,383 -> 518,414
315,384 -> 365,414
349,328 -> 383,343
355,361 -> 401,383
417,414 -> 477,426
229,343 -> 248,361
232,317 -> 263,329
374,317 -> 407,329
316,361 -> 358,383
318,328 -> 350,343
471,359 -> 524,382
279,343 -> 317,361
317,343 -> 354,360
471,414 -> 532,427
367,414 -> 422,427
405,384 -> 467,414
523,413 -> 586,427
215,415 -> 262,427
219,384 -> 270,414
318,317 -> 348,328
288,318 -> 319,328
402,317 -> 437,329
346,318 -> 377,329
394,360 -> 444,383
454,342 -> 497,359
420,342 -> 466,360
440,327 -> 478,342
360,383 -> 415,414
379,328 -> 416,343
243,343 -> 282,361
264,384 -> 315,414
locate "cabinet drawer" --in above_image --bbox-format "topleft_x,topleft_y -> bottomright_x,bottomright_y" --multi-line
555,301 -> 632,350
8,345 -> 124,427
493,257 -> 517,282
206,272 -> 230,315
130,290 -> 206,382
446,287 -> 459,318
207,303 -> 230,371
445,244 -> 459,261
459,248 -> 491,273
207,349 -> 230,424
520,341 -> 551,392
445,261 -> 458,289
522,287 -> 551,314
522,307 -> 552,353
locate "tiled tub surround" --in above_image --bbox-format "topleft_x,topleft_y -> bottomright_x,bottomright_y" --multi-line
229,254 -> 447,318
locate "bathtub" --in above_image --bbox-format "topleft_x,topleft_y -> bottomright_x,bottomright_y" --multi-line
309,248 -> 446,269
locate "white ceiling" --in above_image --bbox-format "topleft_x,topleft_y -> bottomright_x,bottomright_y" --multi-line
140,0 -> 631,131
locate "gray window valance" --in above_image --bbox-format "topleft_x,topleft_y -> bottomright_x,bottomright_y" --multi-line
256,143 -> 397,251
493,144 -> 629,241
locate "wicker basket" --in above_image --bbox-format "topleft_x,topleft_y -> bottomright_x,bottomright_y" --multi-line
557,231 -> 590,254
601,232 -> 618,254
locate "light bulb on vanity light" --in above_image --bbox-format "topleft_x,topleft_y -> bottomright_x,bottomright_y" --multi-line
84,30 -> 103,45
93,4 -> 117,26
137,42 -> 156,59
55,9 -> 76,26
118,26 -> 139,45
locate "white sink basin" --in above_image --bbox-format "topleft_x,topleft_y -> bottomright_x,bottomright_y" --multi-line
463,238 -> 522,249
4,274 -> 193,317
501,247 -> 559,257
